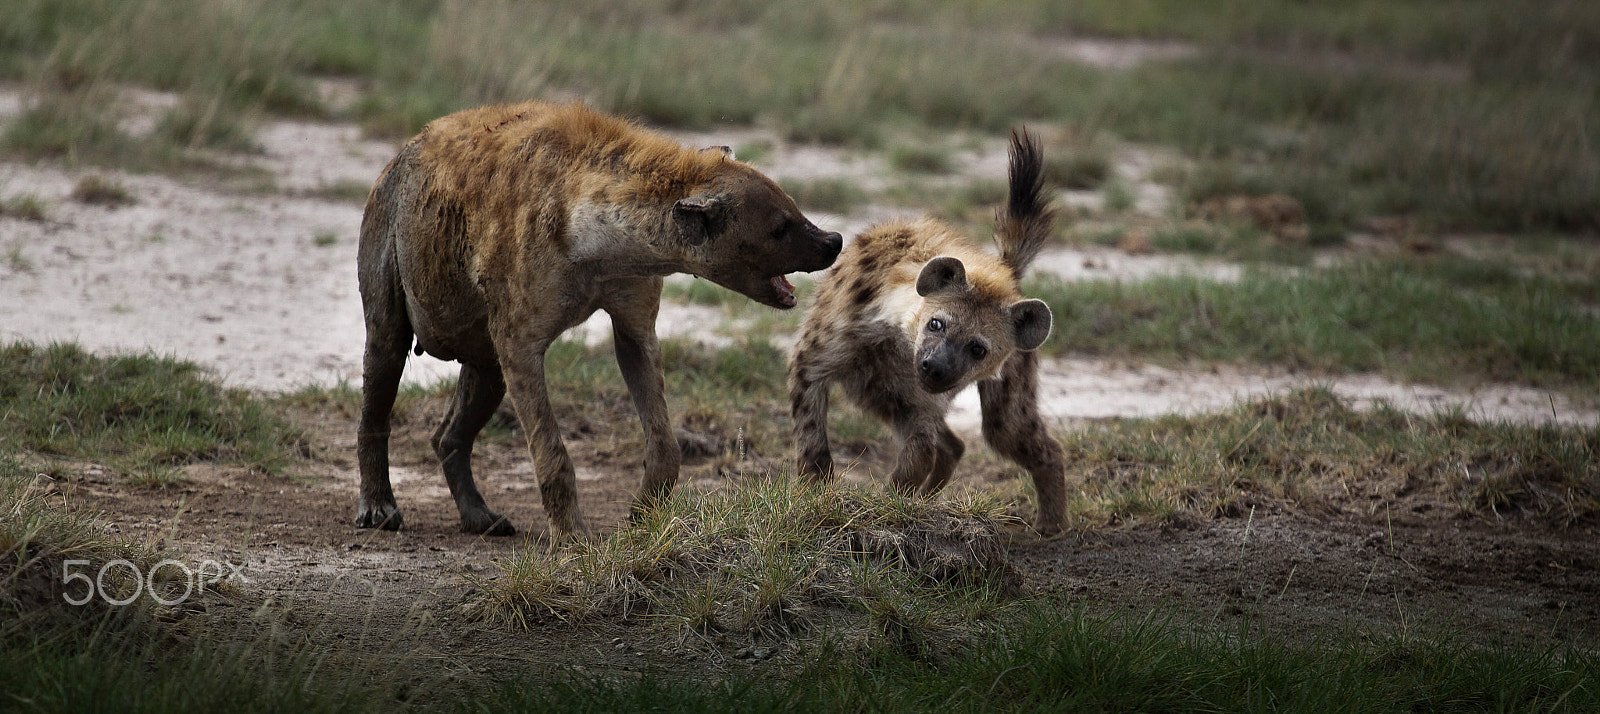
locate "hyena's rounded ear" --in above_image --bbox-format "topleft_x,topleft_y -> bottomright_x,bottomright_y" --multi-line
916,256 -> 968,296
673,195 -> 725,246
1008,298 -> 1052,351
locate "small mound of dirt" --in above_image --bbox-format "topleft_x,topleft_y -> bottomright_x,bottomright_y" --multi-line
468,484 -> 1024,647
850,512 -> 1021,594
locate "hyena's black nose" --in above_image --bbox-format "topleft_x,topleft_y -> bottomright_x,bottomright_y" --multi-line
919,358 -> 947,384
824,231 -> 843,257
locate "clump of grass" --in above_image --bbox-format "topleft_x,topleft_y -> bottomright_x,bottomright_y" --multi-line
0,456 -> 156,614
70,175 -> 136,207
1052,388 -> 1600,529
0,195 -> 47,221
1149,224 -> 1219,253
1149,221 -> 1308,263
6,1 -> 1599,232
312,231 -> 338,247
4,242 -> 31,272
733,140 -> 773,165
887,143 -> 953,174
156,96 -> 259,153
661,278 -> 740,308
779,177 -> 867,214
1043,128 -> 1113,190
302,180 -> 372,204
1101,180 -> 1135,213
1045,150 -> 1112,190
1,88 -> 135,163
470,476 -> 1020,647
0,342 -> 303,482
1031,257 -> 1600,390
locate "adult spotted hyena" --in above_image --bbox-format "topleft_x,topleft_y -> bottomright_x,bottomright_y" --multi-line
357,100 -> 842,537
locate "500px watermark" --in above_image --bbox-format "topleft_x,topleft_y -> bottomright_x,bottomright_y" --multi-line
62,559 -> 250,606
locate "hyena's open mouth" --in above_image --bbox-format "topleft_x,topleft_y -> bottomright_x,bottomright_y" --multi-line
770,274 -> 797,307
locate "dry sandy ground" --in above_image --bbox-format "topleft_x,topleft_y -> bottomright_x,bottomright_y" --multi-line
4,87 -> 1596,684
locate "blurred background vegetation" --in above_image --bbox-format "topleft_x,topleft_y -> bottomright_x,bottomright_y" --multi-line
2,0 -> 1596,236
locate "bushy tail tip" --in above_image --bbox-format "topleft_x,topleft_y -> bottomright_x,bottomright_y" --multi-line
996,127 -> 1053,276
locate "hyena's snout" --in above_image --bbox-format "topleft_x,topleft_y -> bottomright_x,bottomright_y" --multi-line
796,224 -> 844,272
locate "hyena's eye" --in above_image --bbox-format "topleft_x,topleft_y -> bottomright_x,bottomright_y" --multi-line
927,318 -> 944,332
968,342 -> 987,359
769,221 -> 790,240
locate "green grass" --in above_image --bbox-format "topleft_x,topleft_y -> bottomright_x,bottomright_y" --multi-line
777,177 -> 868,215
472,476 -> 1019,641
300,179 -> 372,204
494,607 -> 1600,713
1031,258 -> 1600,390
887,144 -> 953,174
1101,180 -> 1135,213
3,346 -> 1598,712
1,194 -> 47,222
1053,388 -> 1599,528
4,240 -> 31,272
70,175 -> 136,206
1,87 -> 138,164
4,1 -> 1595,232
155,95 -> 260,153
1,456 -> 155,605
0,342 -> 303,482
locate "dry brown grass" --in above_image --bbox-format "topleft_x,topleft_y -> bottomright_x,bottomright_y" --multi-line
467,476 -> 1023,650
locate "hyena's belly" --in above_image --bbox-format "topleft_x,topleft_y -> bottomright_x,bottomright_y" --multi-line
393,235 -> 495,363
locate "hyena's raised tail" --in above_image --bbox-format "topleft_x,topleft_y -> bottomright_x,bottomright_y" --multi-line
994,128 -> 1054,277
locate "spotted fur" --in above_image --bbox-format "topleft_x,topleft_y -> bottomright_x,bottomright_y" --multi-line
357,100 -> 841,537
788,129 -> 1066,536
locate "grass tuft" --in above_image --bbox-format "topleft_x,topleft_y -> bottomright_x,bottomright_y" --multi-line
0,341 -> 303,482
471,476 -> 1021,645
70,175 -> 136,207
887,144 -> 953,174
1056,388 -> 1599,528
1032,258 -> 1600,390
1,194 -> 48,222
778,177 -> 867,215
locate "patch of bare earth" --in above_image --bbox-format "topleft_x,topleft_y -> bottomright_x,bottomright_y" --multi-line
3,87 -> 1595,683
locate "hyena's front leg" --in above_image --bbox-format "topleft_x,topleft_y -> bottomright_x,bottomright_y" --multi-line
788,359 -> 834,481
498,339 -> 588,538
888,420 -> 941,496
979,350 -> 1066,536
919,425 -> 966,496
606,280 -> 680,517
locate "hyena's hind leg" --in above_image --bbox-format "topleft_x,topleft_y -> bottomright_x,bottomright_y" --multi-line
355,321 -> 409,530
978,350 -> 1067,536
355,244 -> 412,530
430,362 -> 515,536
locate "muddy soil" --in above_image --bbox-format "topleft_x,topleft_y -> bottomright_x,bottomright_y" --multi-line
4,87 -> 1596,686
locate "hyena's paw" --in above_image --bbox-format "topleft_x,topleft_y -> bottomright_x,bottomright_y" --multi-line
460,508 -> 515,537
1031,516 -> 1064,539
354,499 -> 404,531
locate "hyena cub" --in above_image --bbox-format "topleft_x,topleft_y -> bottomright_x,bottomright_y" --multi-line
788,129 -> 1066,535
